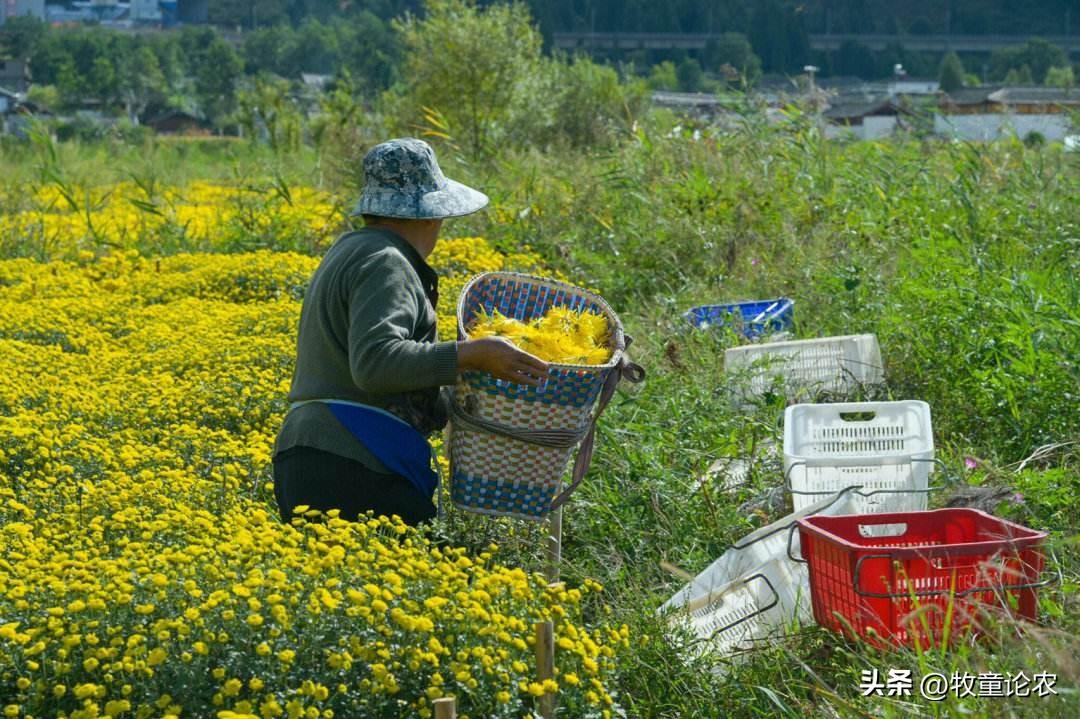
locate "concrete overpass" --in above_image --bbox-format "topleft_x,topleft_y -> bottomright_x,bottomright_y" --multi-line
553,33 -> 1080,56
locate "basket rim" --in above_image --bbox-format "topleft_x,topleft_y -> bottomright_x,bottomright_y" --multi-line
796,508 -> 1048,555
456,270 -> 626,371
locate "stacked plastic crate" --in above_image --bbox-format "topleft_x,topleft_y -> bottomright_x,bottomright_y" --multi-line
665,298 -> 1051,657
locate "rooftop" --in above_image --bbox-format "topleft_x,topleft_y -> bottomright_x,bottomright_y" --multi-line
987,86 -> 1080,105
651,91 -> 723,108
940,86 -> 1004,105
823,93 -> 901,121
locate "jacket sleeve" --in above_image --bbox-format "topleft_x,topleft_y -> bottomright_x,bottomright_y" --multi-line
345,251 -> 459,393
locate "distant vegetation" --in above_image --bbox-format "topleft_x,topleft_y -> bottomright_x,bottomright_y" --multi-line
0,1 -> 1077,138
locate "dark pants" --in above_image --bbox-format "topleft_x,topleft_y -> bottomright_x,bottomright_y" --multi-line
272,446 -> 436,526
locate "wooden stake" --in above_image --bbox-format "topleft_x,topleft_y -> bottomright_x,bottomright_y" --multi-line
545,505 -> 563,583
433,697 -> 456,719
535,620 -> 555,719
441,424 -> 454,523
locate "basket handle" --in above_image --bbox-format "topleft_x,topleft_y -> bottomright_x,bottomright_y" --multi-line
547,338 -> 645,512
852,554 -> 1058,599
701,573 -> 780,638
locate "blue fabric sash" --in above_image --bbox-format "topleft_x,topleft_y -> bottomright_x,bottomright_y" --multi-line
291,399 -> 438,499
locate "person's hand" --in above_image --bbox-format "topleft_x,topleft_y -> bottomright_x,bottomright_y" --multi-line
457,337 -> 549,386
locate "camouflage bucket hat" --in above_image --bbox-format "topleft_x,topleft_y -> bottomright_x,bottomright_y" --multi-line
351,138 -> 489,220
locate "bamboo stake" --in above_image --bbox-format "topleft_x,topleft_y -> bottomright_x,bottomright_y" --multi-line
535,620 -> 555,719
545,505 -> 563,583
433,697 -> 456,719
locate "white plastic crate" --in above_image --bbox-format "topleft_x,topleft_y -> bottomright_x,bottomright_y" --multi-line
724,333 -> 884,402
668,557 -> 806,658
661,488 -> 861,657
783,400 -> 936,513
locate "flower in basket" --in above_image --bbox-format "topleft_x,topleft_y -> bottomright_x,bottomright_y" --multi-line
468,306 -> 612,365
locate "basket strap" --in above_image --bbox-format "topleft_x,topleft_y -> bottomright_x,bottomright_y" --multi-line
548,341 -> 645,511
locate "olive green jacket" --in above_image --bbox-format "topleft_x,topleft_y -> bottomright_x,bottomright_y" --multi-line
273,228 -> 458,471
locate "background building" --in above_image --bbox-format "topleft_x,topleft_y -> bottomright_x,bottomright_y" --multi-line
0,0 -> 46,24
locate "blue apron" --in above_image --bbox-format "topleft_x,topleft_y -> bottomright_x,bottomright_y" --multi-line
289,399 -> 439,500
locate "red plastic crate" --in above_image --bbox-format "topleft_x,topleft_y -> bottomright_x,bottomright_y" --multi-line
796,509 -> 1048,649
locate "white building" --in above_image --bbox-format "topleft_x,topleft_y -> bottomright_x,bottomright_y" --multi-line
934,113 -> 1074,142
823,95 -> 906,141
936,86 -> 1079,142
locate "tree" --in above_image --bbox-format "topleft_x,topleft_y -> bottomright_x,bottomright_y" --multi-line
0,15 -> 45,59
835,40 -> 875,78
546,54 -> 647,148
195,36 -> 244,125
234,74 -> 303,151
25,84 -> 60,111
749,0 -> 787,73
119,46 -> 167,123
243,25 -> 293,76
647,61 -> 678,91
283,19 -> 340,75
395,0 -> 545,157
339,11 -> 400,94
210,0 -> 289,29
89,55 -> 118,105
1004,65 -> 1034,85
676,57 -> 703,93
749,0 -> 809,74
703,32 -> 761,84
1044,66 -> 1075,89
991,39 -> 1067,84
938,51 -> 965,93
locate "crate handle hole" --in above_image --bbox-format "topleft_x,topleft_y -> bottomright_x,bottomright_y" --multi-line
839,411 -> 877,422
858,522 -> 908,537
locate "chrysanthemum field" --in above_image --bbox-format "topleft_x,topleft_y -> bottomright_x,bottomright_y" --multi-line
0,184 -> 623,718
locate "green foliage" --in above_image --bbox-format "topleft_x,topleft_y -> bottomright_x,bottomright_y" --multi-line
210,0 -> 290,28
675,57 -> 704,93
233,75 -> 304,152
545,55 -> 648,149
991,38 -> 1069,84
833,39 -> 876,78
647,61 -> 679,91
24,25 -> 239,123
704,32 -> 762,84
1044,65 -> 1076,89
194,37 -> 245,126
938,51 -> 966,93
394,0 -> 544,157
0,14 -> 45,59
241,14 -> 400,93
1004,64 -> 1035,85
749,0 -> 809,74
24,84 -> 59,111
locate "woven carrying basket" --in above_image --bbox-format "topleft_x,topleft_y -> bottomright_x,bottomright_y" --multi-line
449,272 -> 634,519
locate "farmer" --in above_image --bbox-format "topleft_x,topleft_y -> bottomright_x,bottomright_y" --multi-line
273,138 -> 548,525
